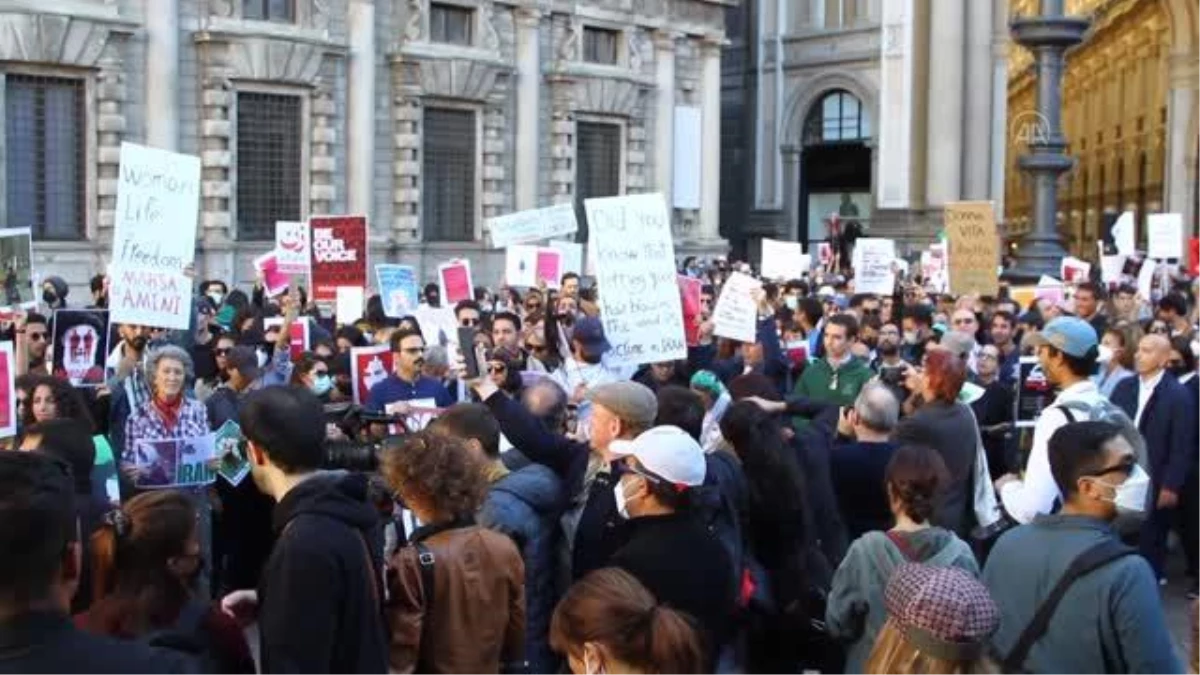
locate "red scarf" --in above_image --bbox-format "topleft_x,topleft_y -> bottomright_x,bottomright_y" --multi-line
152,394 -> 184,433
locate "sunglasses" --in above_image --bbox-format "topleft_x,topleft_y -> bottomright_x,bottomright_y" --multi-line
525,343 -> 548,353
487,364 -> 506,375
26,332 -> 46,342
214,347 -> 231,356
460,318 -> 480,327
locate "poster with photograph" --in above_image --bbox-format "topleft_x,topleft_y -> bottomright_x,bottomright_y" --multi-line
677,275 -> 703,347
0,342 -> 14,438
51,309 -> 109,387
127,434 -> 217,489
385,398 -> 441,434
351,344 -> 394,405
376,264 -> 419,318
1015,356 -> 1053,428
213,420 -> 250,486
0,228 -> 35,310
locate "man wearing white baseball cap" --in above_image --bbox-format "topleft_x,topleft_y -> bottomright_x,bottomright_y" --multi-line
607,426 -> 736,669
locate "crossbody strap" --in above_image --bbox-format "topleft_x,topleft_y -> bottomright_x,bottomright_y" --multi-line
1002,539 -> 1134,672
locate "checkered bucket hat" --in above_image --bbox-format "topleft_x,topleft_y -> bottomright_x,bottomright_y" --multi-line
884,563 -> 1000,662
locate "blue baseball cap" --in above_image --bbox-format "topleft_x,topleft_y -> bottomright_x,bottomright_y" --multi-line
571,316 -> 611,361
1022,317 -> 1098,357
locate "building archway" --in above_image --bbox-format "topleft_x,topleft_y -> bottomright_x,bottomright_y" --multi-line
797,89 -> 873,246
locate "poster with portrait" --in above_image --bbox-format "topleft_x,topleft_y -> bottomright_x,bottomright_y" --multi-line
351,344 -> 394,405
51,309 -> 110,387
214,420 -> 250,486
1015,356 -> 1053,428
0,342 -> 14,438
127,434 -> 217,489
0,228 -> 35,310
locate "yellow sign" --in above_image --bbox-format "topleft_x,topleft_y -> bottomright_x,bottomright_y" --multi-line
944,201 -> 1000,296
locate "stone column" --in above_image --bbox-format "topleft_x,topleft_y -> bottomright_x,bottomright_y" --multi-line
963,0 -> 993,199
924,0 -> 965,206
989,0 -> 1009,211
699,36 -> 723,240
514,7 -> 542,212
347,0 -> 375,217
1165,53 -> 1198,228
145,0 -> 179,150
654,30 -> 677,211
781,145 -> 802,241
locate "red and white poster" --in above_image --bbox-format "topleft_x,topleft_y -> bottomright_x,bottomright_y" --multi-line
535,249 -> 562,288
254,252 -> 291,297
309,215 -> 367,305
438,259 -> 473,305
677,275 -> 703,347
0,341 -> 15,437
264,317 -> 312,362
274,221 -> 311,275
350,344 -> 393,405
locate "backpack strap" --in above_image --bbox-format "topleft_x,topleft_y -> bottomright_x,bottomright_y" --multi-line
1060,406 -> 1077,423
1002,539 -> 1135,672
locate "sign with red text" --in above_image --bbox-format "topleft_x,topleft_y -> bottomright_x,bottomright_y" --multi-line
108,267 -> 194,330
309,215 -> 367,304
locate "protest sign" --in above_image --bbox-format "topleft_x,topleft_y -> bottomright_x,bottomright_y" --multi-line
376,264 -> 419,318
412,306 -> 458,348
309,215 -> 367,304
0,342 -> 14,438
944,201 -> 1000,295
853,238 -> 897,295
487,203 -> 579,248
351,344 -> 393,405
711,271 -> 761,344
254,252 -> 291,297
51,309 -> 109,387
760,239 -> 805,280
1100,255 -> 1126,284
548,240 -> 583,276
109,143 -> 200,330
585,193 -> 686,366
129,434 -> 217,489
1111,211 -> 1136,256
817,242 -> 833,268
1147,213 -> 1183,260
438,259 -> 473,305
1034,276 -> 1064,306
1015,356 -> 1053,428
536,249 -> 563,288
274,221 -> 310,274
1060,257 -> 1091,284
336,286 -> 365,326
505,246 -> 563,288
213,420 -> 250,486
1137,258 -> 1157,299
0,229 -> 34,309
386,398 -> 441,434
265,316 -> 311,362
677,275 -> 703,347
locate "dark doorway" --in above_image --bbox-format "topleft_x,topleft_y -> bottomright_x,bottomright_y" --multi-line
799,90 -> 872,245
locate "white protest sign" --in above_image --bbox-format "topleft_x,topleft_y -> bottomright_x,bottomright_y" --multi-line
854,238 -> 897,295
585,193 -> 686,366
274,221 -> 310,274
548,240 -> 583,276
336,286 -> 365,326
711,271 -> 761,343
760,238 -> 805,280
1100,255 -> 1125,284
1147,213 -> 1183,260
487,203 -> 579,248
1137,258 -> 1157,299
505,245 -> 539,287
1111,211 -> 1136,256
109,142 -> 201,330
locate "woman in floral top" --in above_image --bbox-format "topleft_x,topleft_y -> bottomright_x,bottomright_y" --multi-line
124,345 -> 210,466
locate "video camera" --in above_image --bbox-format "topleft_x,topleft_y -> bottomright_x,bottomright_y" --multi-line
321,402 -> 413,472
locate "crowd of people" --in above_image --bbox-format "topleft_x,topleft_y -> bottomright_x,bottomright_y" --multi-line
0,254 -> 1197,674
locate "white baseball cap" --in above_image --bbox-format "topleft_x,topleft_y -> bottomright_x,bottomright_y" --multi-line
608,426 -> 707,488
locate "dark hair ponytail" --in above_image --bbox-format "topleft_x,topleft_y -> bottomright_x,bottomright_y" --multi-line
884,444 -> 950,523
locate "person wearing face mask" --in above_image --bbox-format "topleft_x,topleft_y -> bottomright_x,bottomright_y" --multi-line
983,421 -> 1183,674
290,353 -> 333,398
900,303 -> 935,365
606,425 -> 735,671
41,276 -> 69,311
77,491 -> 255,674
1093,324 -> 1139,398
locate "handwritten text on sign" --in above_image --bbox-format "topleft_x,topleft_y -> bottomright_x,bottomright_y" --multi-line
585,193 -> 686,366
944,201 -> 1000,296
109,268 -> 193,330
112,143 -> 200,271
487,203 -> 579,248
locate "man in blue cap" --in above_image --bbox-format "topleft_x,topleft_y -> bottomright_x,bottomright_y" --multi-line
995,317 -> 1108,523
550,316 -> 634,440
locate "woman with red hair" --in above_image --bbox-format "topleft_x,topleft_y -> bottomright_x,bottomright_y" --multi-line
893,348 -> 982,539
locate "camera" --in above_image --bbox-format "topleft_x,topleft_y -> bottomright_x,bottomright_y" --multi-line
879,365 -> 905,387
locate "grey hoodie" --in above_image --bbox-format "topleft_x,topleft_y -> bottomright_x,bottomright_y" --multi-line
825,527 -> 980,673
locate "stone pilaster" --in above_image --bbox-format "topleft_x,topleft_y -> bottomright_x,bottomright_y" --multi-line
310,86 -> 337,215
95,49 -> 128,234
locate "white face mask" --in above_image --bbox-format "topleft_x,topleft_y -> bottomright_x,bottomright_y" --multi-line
784,295 -> 798,310
613,478 -> 632,519
1097,345 -> 1114,364
1096,464 -> 1151,516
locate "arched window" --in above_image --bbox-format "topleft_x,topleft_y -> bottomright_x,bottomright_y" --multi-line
803,90 -> 871,145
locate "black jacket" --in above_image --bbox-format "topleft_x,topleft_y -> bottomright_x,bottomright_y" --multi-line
0,611 -> 193,673
894,400 -> 979,538
258,471 -> 388,674
1111,374 -> 1195,493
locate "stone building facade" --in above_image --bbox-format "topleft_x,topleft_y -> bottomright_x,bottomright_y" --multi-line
0,0 -> 731,297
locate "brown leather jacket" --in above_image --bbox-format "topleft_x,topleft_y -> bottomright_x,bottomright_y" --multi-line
386,523 -> 526,674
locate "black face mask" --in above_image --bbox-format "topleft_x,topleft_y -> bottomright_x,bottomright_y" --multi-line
878,342 -> 899,357
42,290 -> 57,305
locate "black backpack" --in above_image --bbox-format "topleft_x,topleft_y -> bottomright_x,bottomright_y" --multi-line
142,600 -> 219,673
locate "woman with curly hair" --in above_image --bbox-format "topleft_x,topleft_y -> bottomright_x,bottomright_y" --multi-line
826,444 -> 979,674
22,373 -> 95,432
380,430 -> 526,674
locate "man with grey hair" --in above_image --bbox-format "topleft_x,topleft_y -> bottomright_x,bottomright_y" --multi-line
830,381 -> 901,539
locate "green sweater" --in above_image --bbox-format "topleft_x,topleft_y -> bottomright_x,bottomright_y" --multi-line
792,356 -> 873,429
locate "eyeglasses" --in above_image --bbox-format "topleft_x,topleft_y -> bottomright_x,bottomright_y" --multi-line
953,317 -> 977,326
1086,461 -> 1134,479
26,332 -> 46,342
979,352 -> 1000,361
487,364 -> 506,375
400,347 -> 424,355
313,368 -> 330,377
1150,326 -> 1169,334
214,347 -> 231,356
525,343 -> 548,353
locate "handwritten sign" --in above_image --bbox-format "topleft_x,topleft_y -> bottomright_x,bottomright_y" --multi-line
275,221 -> 310,274
108,267 -> 194,330
760,238 -> 805,280
944,201 -> 999,296
1147,213 -> 1183,260
309,215 -> 367,304
487,203 -> 579,248
376,264 -> 418,318
711,271 -> 761,343
438,259 -> 473,305
853,238 -> 896,295
585,193 -> 686,366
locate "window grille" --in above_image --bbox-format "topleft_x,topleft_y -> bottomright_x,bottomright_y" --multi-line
430,3 -> 474,45
422,108 -> 476,242
583,27 -> 620,65
5,74 -> 86,240
244,0 -> 294,22
803,90 -> 870,145
574,121 -> 622,243
236,92 -> 302,241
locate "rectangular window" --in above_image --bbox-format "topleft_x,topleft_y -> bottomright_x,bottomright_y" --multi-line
243,0 -> 294,22
236,92 -> 302,241
422,108 -> 476,242
430,3 -> 474,45
574,121 -> 622,243
5,74 -> 86,240
583,27 -> 620,65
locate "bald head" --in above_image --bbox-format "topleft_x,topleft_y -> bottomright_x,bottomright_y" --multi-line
521,379 -> 568,433
1135,334 -> 1171,377
853,381 -> 900,439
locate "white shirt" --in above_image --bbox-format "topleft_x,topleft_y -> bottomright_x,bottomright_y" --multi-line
1134,370 -> 1164,427
1000,379 -> 1108,524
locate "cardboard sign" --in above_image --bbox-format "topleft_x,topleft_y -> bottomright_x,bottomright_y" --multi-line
585,193 -> 686,366
438,259 -> 474,305
274,221 -> 310,274
1015,356 -> 1053,428
1147,213 -> 1183,260
128,435 -> 217,488
254,252 -> 291,297
853,238 -> 897,295
760,238 -> 805,281
309,215 -> 367,304
0,228 -> 34,310
107,267 -> 194,331
677,275 -> 703,347
1060,257 -> 1091,284
712,271 -> 761,344
944,201 -> 1000,296
505,246 -> 563,288
487,203 -> 579,248
51,309 -> 109,387
376,264 -> 419,318
213,420 -> 250,486
351,344 -> 394,405
0,342 -> 14,438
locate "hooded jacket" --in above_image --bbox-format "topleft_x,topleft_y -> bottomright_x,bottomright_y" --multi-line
44,275 -> 68,307
479,464 -> 565,674
257,471 -> 388,674
825,527 -> 979,673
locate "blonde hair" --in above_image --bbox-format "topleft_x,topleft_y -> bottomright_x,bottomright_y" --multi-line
864,619 -> 998,675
